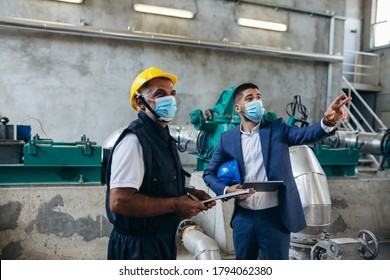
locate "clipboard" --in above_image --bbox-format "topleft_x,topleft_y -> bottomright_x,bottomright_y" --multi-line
201,189 -> 250,204
242,181 -> 283,192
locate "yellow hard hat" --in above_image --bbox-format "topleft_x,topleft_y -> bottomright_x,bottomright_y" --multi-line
130,67 -> 177,111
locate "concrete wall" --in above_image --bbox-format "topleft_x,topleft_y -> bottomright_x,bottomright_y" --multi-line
376,48 -> 390,95
0,185 -> 110,260
327,178 -> 390,240
376,92 -> 390,128
0,0 -> 345,147
361,0 -> 372,51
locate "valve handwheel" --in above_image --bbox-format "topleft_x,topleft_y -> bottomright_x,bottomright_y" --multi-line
356,229 -> 379,260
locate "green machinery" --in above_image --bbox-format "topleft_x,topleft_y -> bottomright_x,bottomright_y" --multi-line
319,129 -> 390,175
189,87 -> 241,171
187,89 -> 389,177
312,145 -> 360,177
0,134 -> 102,185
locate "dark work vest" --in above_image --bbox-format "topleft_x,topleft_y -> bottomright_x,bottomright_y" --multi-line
105,112 -> 186,235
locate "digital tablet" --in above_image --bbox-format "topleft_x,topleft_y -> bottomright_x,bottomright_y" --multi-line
242,181 -> 284,192
201,189 -> 250,204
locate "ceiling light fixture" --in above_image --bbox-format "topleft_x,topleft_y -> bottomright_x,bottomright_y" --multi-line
133,4 -> 194,19
53,0 -> 84,3
237,18 -> 287,32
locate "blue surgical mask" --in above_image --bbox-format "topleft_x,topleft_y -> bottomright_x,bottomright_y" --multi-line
243,100 -> 265,122
154,96 -> 177,122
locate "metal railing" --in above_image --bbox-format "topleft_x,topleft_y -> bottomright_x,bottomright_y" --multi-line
342,76 -> 387,132
342,50 -> 380,85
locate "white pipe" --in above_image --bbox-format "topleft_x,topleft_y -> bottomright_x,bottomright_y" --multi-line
0,16 -> 344,63
169,125 -> 200,153
178,220 -> 221,260
182,229 -> 222,260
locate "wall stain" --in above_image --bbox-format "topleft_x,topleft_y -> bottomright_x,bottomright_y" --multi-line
329,215 -> 348,235
0,201 -> 22,231
331,197 -> 348,209
25,195 -> 110,241
0,241 -> 23,260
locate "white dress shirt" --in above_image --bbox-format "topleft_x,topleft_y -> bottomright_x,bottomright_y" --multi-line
238,123 -> 279,210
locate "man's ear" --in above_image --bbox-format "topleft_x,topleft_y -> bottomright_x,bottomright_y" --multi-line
135,95 -> 145,111
234,104 -> 241,114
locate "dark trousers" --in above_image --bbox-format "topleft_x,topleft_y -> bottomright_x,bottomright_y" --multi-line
232,206 -> 291,260
107,227 -> 177,260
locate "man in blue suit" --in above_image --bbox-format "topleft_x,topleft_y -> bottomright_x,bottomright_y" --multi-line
203,83 -> 351,260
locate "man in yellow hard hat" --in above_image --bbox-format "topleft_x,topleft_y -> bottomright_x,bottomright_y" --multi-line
105,67 -> 215,260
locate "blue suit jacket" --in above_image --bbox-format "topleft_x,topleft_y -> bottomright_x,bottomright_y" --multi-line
203,117 -> 331,233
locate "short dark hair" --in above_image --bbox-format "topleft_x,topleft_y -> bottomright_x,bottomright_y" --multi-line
233,83 -> 259,103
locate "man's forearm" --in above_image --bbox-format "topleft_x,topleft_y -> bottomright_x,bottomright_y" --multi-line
110,188 -> 178,217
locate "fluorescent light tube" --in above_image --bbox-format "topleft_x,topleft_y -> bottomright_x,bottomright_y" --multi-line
237,18 -> 287,32
133,4 -> 194,19
55,0 -> 84,3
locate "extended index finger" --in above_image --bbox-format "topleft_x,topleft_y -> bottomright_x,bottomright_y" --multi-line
338,96 -> 352,107
331,93 -> 346,106
331,93 -> 351,107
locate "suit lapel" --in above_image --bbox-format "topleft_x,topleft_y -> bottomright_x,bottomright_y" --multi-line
233,126 -> 245,182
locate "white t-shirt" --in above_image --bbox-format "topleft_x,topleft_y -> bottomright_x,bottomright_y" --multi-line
110,133 -> 144,190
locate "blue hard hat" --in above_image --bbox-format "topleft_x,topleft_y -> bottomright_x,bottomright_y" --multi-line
217,159 -> 242,186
